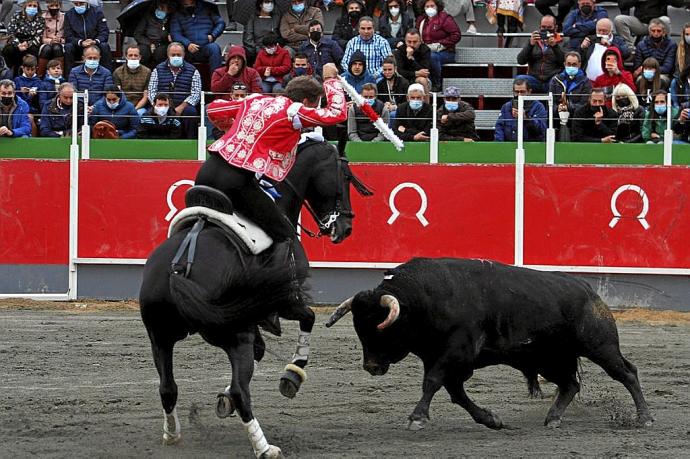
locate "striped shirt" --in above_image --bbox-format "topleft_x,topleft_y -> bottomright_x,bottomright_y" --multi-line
148,64 -> 202,106
341,34 -> 393,80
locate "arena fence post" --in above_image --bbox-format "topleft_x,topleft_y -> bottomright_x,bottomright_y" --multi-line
515,95 -> 526,266
67,93 -> 85,300
198,91 -> 208,161
81,90 -> 90,160
430,91 -> 439,164
663,92 -> 673,165
546,92 -> 555,164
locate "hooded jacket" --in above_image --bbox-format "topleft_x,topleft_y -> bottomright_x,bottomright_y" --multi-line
211,46 -> 262,94
64,5 -> 109,48
341,50 -> 376,94
90,91 -> 140,139
548,68 -> 592,114
254,45 -> 292,84
170,1 -> 225,47
592,47 -> 636,95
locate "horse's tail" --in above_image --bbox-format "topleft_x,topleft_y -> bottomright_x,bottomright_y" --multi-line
169,261 -> 305,331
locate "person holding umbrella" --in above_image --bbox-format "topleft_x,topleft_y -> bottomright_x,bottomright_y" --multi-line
131,0 -> 173,68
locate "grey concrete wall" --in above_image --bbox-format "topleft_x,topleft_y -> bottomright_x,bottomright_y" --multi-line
2,264 -> 690,311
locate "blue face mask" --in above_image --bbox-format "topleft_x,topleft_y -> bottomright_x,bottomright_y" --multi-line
294,67 -> 307,76
84,59 -> 99,70
25,6 -> 38,17
445,101 -> 458,111
565,66 -> 578,77
643,69 -> 655,80
292,2 -> 305,13
409,100 -> 423,110
74,5 -> 86,14
107,101 -> 119,110
654,104 -> 667,115
154,8 -> 167,20
169,56 -> 184,67
365,97 -> 376,106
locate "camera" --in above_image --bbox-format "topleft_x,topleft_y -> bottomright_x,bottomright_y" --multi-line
539,30 -> 553,40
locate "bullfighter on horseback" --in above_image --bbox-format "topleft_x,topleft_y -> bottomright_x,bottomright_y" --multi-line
196,63 -> 346,247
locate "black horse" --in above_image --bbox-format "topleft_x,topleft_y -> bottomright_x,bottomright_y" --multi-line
139,137 -> 370,457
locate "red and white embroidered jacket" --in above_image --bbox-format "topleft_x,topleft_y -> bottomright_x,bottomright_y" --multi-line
206,78 -> 347,181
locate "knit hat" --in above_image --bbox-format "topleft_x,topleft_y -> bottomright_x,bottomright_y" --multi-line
443,86 -> 460,98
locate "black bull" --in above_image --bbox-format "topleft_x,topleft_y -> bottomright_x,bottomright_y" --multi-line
327,257 -> 654,430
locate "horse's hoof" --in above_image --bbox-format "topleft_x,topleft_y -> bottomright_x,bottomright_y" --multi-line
279,364 -> 306,399
637,413 -> 654,427
162,432 -> 181,445
215,391 -> 236,418
259,445 -> 283,458
545,417 -> 562,429
407,417 -> 428,431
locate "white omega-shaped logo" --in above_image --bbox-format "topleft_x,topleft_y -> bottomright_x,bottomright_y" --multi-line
164,179 -> 195,221
609,184 -> 650,230
387,182 -> 429,227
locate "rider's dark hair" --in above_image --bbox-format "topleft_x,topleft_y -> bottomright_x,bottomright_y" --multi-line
284,76 -> 323,104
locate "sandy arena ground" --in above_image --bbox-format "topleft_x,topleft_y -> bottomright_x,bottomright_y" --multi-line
1,301 -> 689,458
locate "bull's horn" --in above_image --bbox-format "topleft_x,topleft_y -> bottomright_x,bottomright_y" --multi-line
325,296 -> 353,327
377,294 -> 400,330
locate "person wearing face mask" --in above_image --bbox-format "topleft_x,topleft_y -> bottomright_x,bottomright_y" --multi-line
282,53 -> 315,85
137,92 -> 182,139
3,0 -> 45,73
113,45 -> 152,117
299,20 -> 344,79
571,87 -> 618,142
674,22 -> 690,80
212,45 -> 262,96
89,85 -> 140,138
378,0 -> 415,49
333,0 -> 365,50
548,51 -> 592,134
38,0 -> 65,77
495,78 -> 547,142
642,89 -> 679,143
580,18 -> 629,80
0,79 -> 32,138
633,19 -> 677,87
243,0 -> 281,67
415,0 -> 461,91
611,83 -> 644,143
170,0 -> 225,71
279,0 -> 323,53
254,33 -> 292,94
636,57 -> 669,108
614,0 -> 675,49
63,0 -> 112,74
39,58 -> 65,110
68,45 -> 113,106
39,82 -> 84,137
561,0 -> 608,52
394,83 -> 432,141
133,1 -> 173,68
347,83 -> 390,141
437,86 -> 477,141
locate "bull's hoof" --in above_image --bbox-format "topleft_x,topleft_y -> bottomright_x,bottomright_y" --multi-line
545,417 -> 562,429
162,431 -> 181,445
279,364 -> 306,399
259,445 -> 283,458
215,391 -> 236,418
407,416 -> 429,431
637,413 -> 654,427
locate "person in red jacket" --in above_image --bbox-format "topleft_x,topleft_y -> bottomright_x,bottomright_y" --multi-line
211,45 -> 262,96
253,32 -> 292,94
415,0 -> 461,90
592,46 -> 636,103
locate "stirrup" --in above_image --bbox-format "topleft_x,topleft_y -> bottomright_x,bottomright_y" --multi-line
185,185 -> 234,214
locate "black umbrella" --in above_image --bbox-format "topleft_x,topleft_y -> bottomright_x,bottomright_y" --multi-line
117,0 -> 221,37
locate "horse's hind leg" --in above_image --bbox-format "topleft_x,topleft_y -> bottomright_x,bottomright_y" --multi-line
278,303 -> 315,399
227,328 -> 282,458
148,332 -> 183,444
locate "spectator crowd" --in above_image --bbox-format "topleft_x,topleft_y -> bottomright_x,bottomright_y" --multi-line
0,0 -> 688,144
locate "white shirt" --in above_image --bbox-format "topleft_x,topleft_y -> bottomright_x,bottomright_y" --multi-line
586,42 -> 608,81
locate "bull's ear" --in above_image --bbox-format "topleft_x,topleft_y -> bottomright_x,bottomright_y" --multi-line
351,290 -> 376,312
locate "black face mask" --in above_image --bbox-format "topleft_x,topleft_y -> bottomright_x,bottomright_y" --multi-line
309,31 -> 321,42
1,96 -> 13,106
48,8 -> 60,15
348,10 -> 361,20
651,35 -> 664,43
185,5 -> 195,14
616,98 -> 630,107
580,5 -> 592,14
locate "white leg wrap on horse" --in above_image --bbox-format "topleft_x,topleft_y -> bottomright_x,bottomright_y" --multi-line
243,418 -> 270,457
163,406 -> 181,442
291,331 -> 311,363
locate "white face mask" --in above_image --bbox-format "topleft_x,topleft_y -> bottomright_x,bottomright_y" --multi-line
154,105 -> 168,117
685,35 -> 690,45
389,6 -> 399,16
424,7 -> 437,17
126,59 -> 140,70
262,1 -> 273,12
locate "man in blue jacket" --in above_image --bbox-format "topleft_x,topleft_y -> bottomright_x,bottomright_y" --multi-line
90,85 -> 140,139
68,45 -> 113,106
64,0 -> 112,74
633,18 -> 677,86
495,78 -> 547,142
299,20 -> 343,78
170,0 -> 225,72
0,79 -> 32,138
562,0 -> 608,51
40,82 -> 84,137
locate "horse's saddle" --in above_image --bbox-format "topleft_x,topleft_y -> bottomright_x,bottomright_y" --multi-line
168,185 -> 273,255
